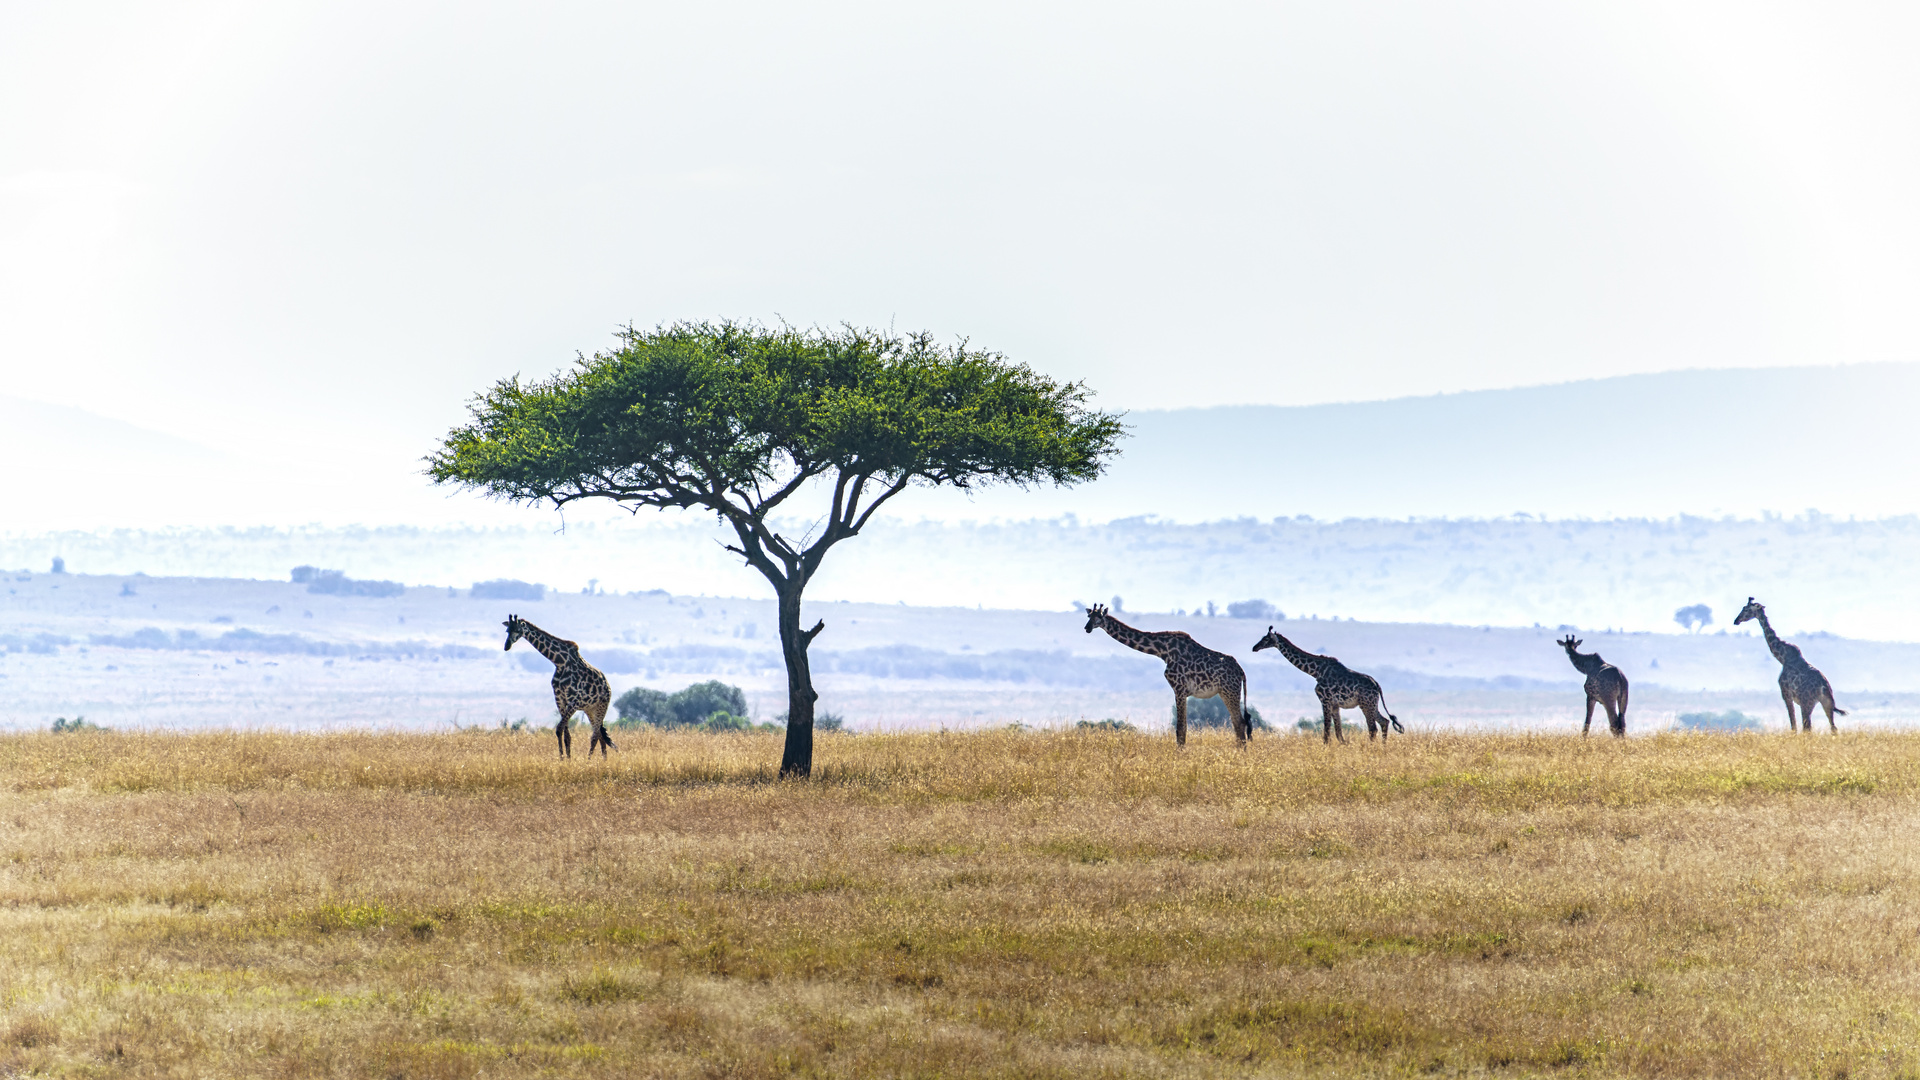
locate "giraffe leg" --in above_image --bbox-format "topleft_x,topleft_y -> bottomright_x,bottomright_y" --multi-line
1174,695 -> 1188,748
1583,696 -> 1595,736
588,700 -> 614,758
1602,699 -> 1623,738
1226,686 -> 1248,746
1781,689 -> 1799,732
1821,693 -> 1839,733
1324,701 -> 1346,745
555,714 -> 571,759
1360,699 -> 1387,742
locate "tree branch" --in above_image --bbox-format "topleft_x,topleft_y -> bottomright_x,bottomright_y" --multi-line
851,475 -> 914,534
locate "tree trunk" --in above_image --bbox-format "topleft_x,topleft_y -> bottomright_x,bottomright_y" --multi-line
775,584 -> 819,778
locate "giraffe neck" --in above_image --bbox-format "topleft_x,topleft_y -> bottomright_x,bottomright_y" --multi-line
1754,611 -> 1797,667
1265,631 -> 1331,680
1563,646 -> 1604,676
516,620 -> 576,666
1097,615 -> 1176,660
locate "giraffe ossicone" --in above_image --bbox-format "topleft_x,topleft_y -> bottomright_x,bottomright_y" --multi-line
1251,625 -> 1401,744
1555,635 -> 1628,737
1733,597 -> 1845,733
1082,603 -> 1250,747
504,614 -> 617,759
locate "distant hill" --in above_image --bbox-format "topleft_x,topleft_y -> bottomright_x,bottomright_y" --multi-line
913,363 -> 1920,521
5,363 -> 1916,526
5,514 -> 1918,640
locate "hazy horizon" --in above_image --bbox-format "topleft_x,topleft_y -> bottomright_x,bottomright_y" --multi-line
6,2 -> 1918,470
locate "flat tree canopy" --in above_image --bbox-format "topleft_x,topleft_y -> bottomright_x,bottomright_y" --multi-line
428,321 -> 1125,776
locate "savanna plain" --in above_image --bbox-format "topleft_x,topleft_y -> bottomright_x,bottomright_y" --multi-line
2,728 -> 1917,1079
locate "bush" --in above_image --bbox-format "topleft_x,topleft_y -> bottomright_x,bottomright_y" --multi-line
1076,719 -> 1135,732
1677,710 -> 1762,732
699,711 -> 752,732
1177,697 -> 1271,731
669,681 -> 748,727
613,681 -> 751,729
612,686 -> 672,727
51,716 -> 107,733
1226,599 -> 1281,620
292,567 -> 405,598
774,710 -> 845,732
1674,604 -> 1713,633
472,579 -> 546,601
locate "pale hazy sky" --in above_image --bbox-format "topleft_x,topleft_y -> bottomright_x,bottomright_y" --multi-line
3,1 -> 1918,514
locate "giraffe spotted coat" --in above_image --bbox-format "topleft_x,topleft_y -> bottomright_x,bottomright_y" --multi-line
1252,626 -> 1402,743
1556,635 -> 1628,737
1083,604 -> 1250,746
1735,598 -> 1845,733
504,615 -> 616,758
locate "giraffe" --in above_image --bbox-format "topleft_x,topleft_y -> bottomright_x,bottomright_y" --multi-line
1252,626 -> 1403,743
1082,604 -> 1250,746
504,615 -> 616,758
1734,597 -> 1845,733
1555,635 -> 1628,737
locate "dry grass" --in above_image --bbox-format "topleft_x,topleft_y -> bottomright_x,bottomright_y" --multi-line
3,727 -> 1919,1078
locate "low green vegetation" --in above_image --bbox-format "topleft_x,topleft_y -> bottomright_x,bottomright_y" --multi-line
1677,710 -> 1765,732
613,680 -> 780,732
1180,695 -> 1272,731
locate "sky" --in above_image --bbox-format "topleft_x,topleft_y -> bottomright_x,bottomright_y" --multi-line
2,1 -> 1918,529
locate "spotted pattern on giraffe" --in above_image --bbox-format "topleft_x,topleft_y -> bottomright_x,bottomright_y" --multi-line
1556,635 -> 1629,737
1734,598 -> 1846,733
504,615 -> 616,758
1252,625 -> 1402,744
1082,604 -> 1250,746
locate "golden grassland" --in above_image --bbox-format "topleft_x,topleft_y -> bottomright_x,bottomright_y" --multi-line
2,727 -> 1918,1079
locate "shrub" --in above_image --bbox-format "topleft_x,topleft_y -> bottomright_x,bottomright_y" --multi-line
1076,719 -> 1135,732
1,632 -> 68,654
613,687 -> 672,727
471,579 -> 546,601
1177,697 -> 1271,731
774,710 -> 844,732
1225,599 -> 1280,620
292,567 -> 405,598
1674,604 -> 1713,633
1677,710 -> 1763,732
613,681 -> 752,730
669,681 -> 749,727
699,711 -> 752,732
51,716 -> 107,733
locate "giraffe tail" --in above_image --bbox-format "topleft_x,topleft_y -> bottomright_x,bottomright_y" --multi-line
1380,690 -> 1404,734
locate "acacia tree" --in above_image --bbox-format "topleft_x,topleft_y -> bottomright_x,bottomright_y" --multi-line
428,321 -> 1125,777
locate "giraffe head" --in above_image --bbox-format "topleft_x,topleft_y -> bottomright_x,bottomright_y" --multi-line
1082,603 -> 1112,634
1252,626 -> 1284,653
1556,634 -> 1582,653
502,615 -> 526,651
1733,597 -> 1764,626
